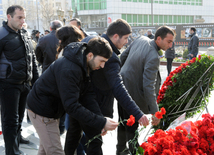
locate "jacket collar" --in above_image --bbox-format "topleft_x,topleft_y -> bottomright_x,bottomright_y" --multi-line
190,32 -> 196,38
3,21 -> 27,34
101,34 -> 120,55
150,39 -> 160,52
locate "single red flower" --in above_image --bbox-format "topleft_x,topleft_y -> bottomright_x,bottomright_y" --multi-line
198,55 -> 201,60
126,115 -> 135,126
160,107 -> 166,115
155,111 -> 163,119
0,131 -> 2,135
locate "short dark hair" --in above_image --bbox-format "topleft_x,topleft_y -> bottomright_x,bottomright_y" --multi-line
56,25 -> 84,59
7,5 -> 25,17
50,20 -> 63,30
86,37 -> 113,59
154,26 -> 174,41
190,27 -> 196,32
106,19 -> 132,38
45,30 -> 50,33
70,18 -> 82,27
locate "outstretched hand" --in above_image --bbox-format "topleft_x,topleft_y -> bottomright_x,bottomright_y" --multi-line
104,117 -> 119,131
151,115 -> 160,126
138,115 -> 149,127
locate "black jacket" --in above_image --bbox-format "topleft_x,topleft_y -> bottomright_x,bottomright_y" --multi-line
82,34 -> 143,120
27,42 -> 106,130
188,32 -> 199,57
35,30 -> 59,73
0,21 -> 38,85
165,42 -> 175,59
148,34 -> 154,39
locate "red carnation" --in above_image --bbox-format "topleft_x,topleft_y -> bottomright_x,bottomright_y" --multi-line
126,115 -> 135,126
0,131 -> 2,135
198,55 -> 201,60
155,111 -> 163,119
160,107 -> 166,115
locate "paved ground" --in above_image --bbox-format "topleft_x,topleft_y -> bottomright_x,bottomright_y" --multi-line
0,64 -> 214,155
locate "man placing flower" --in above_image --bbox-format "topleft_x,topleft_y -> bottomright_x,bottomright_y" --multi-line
117,26 -> 175,155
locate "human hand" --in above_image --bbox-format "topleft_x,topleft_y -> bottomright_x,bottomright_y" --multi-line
152,115 -> 160,126
138,115 -> 149,127
104,117 -> 119,131
190,54 -> 194,57
101,129 -> 107,136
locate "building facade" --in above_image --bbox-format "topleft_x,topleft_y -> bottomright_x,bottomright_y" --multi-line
73,0 -> 214,33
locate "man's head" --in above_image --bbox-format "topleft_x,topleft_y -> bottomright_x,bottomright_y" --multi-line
6,5 -> 26,31
50,20 -> 63,31
155,26 -> 174,51
69,18 -> 82,29
35,30 -> 40,37
45,30 -> 50,35
147,29 -> 152,36
189,27 -> 196,35
86,37 -> 113,70
106,19 -> 132,49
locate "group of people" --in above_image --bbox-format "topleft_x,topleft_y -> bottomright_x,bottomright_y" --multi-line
0,4 -> 199,155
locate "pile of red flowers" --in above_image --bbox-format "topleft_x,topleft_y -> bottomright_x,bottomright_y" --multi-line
140,113 -> 214,155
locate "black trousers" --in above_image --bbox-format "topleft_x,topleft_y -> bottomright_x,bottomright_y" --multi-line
116,103 -> 139,155
64,116 -> 103,155
0,82 -> 30,155
167,58 -> 173,76
64,98 -> 103,155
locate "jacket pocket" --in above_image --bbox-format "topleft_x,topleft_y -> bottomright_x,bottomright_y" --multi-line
0,53 -> 13,79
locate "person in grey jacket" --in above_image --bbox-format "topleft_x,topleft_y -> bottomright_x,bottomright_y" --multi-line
117,26 -> 174,154
165,42 -> 175,76
188,27 -> 199,59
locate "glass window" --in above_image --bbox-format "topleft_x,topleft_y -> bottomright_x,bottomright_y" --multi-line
122,0 -> 126,1
85,3 -> 89,9
133,14 -> 137,25
94,3 -> 100,9
144,0 -> 148,2
159,1 -> 163,4
169,15 -> 172,23
154,15 -> 158,23
144,15 -> 148,23
133,0 -> 137,2
139,0 -> 142,2
80,3 -> 84,10
164,15 -> 168,23
159,15 -> 163,23
127,14 -> 132,23
169,0 -> 173,4
190,16 -> 194,23
178,16 -> 181,23
173,15 -> 177,23
138,14 -> 143,23
182,16 -> 185,23
89,3 -> 93,9
122,14 -> 126,20
186,16 -> 189,23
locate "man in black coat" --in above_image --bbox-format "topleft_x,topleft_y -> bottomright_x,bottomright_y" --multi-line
0,5 -> 38,155
188,27 -> 199,59
64,19 -> 150,155
35,20 -> 63,73
27,37 -> 118,155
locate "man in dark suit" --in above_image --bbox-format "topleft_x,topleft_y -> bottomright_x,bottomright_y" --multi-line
35,20 -> 63,73
117,26 -> 174,154
188,27 -> 199,60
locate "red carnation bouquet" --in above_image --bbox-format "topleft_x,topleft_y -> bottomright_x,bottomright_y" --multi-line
139,113 -> 214,155
155,55 -> 214,131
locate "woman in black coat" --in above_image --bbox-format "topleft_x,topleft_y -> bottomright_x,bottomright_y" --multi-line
165,42 -> 175,76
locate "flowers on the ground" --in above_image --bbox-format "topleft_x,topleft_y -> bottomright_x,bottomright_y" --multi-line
139,113 -> 214,155
155,55 -> 214,131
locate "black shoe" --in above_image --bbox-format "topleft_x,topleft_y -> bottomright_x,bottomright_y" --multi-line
20,135 -> 30,144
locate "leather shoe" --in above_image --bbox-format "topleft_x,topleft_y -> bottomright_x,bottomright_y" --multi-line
20,135 -> 30,144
